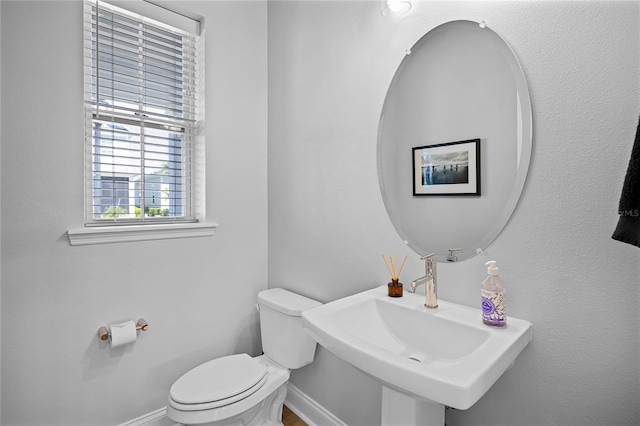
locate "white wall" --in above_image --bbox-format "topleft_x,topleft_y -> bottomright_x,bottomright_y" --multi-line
0,1 -> 268,424
269,1 -> 640,425
1,1 -> 638,425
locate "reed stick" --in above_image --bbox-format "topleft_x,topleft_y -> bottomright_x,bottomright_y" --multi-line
383,252 -> 408,281
397,255 -> 408,279
390,255 -> 397,280
382,254 -> 394,278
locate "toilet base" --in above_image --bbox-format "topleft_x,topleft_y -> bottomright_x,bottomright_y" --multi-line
177,383 -> 287,426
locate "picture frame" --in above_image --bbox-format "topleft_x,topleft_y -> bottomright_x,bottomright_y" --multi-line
412,138 -> 481,196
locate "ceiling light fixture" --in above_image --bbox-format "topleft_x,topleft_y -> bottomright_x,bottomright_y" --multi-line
381,0 -> 412,17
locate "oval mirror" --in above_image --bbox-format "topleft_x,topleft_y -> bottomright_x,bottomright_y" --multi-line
378,20 -> 532,262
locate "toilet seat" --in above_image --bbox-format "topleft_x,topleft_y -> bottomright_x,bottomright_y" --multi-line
169,353 -> 268,411
166,355 -> 291,425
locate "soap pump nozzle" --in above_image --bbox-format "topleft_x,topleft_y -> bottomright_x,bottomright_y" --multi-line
485,260 -> 499,275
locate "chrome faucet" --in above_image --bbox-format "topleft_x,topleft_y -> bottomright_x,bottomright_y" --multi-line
408,253 -> 438,309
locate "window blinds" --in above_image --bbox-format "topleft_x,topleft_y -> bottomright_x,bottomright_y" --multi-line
83,0 -> 200,224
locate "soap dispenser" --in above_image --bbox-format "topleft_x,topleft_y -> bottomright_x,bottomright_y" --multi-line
481,260 -> 506,327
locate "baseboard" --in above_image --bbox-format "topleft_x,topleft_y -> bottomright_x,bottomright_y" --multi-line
117,407 -> 180,426
118,384 -> 344,426
285,383 -> 347,426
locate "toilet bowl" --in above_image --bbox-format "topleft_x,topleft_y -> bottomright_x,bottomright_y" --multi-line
167,288 -> 322,426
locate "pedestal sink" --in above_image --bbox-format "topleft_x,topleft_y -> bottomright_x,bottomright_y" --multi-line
301,286 -> 532,426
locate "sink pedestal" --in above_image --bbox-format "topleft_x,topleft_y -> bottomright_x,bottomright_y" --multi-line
381,386 -> 445,426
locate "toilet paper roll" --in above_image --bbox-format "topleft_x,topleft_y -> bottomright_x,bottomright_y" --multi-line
109,320 -> 137,348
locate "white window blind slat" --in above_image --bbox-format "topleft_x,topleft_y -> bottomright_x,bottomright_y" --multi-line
84,0 -> 201,225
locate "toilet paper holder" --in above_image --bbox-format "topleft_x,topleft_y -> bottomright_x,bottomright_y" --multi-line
97,318 -> 149,342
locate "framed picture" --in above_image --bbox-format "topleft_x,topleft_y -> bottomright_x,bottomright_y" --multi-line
412,138 -> 481,196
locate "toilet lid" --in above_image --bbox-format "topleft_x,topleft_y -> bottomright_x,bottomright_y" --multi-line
170,354 -> 268,405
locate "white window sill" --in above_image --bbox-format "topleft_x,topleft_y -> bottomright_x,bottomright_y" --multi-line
67,222 -> 218,246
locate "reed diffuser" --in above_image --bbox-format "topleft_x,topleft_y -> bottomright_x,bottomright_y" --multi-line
382,252 -> 408,298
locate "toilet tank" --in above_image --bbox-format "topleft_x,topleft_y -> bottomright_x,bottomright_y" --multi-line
257,288 -> 322,369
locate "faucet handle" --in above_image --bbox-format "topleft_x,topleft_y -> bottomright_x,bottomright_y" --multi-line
420,253 -> 437,275
447,248 -> 463,262
420,253 -> 436,261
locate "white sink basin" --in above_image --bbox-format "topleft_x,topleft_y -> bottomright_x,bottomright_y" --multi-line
301,286 -> 532,411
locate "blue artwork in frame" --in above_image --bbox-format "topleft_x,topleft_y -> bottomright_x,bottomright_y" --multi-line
412,138 -> 481,196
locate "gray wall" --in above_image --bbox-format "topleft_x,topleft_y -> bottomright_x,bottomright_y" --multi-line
269,1 -> 640,425
1,1 -> 268,424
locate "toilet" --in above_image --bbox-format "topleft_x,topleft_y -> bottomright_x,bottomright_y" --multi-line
167,288 -> 322,425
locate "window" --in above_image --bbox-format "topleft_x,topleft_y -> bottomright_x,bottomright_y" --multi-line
83,0 -> 201,225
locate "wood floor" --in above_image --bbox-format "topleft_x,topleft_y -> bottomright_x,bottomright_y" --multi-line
282,405 -> 308,426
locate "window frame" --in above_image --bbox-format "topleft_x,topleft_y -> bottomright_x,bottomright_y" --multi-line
84,0 -> 200,226
69,0 -> 216,245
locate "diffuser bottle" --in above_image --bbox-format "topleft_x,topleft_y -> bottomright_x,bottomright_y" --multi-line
388,279 -> 403,297
481,260 -> 506,327
383,253 -> 407,298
